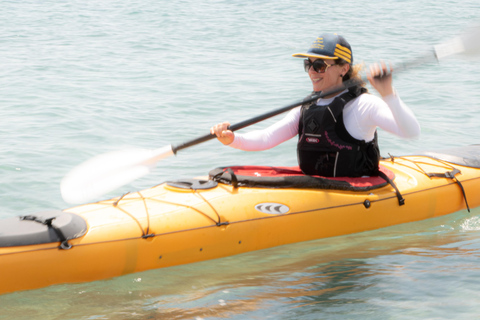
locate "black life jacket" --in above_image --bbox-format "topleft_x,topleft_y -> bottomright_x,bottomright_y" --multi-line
297,86 -> 380,177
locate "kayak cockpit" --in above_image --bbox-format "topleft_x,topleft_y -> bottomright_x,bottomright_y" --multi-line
208,165 -> 395,191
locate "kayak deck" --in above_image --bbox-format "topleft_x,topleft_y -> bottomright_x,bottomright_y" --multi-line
1,146 -> 480,295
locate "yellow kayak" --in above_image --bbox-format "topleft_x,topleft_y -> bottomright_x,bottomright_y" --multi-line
1,145 -> 479,295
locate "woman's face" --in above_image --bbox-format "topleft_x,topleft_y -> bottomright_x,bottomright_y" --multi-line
307,58 -> 348,93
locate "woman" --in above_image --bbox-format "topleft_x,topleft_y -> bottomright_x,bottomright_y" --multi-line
210,33 -> 420,177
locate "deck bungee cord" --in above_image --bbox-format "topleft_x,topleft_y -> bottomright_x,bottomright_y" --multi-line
382,155 -> 472,212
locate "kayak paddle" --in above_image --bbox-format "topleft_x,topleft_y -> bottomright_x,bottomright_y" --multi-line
61,23 -> 480,204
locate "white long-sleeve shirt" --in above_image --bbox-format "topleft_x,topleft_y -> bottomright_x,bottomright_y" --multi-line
229,90 -> 420,151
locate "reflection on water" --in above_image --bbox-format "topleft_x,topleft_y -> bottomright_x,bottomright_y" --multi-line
1,209 -> 480,319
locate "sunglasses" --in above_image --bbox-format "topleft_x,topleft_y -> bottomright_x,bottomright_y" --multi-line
303,59 -> 335,73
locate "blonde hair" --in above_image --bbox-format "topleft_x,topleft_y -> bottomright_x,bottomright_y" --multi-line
339,62 -> 367,91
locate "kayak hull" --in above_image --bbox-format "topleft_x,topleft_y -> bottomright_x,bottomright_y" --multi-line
1,151 -> 479,295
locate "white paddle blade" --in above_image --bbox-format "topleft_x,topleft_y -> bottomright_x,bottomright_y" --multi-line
434,23 -> 480,60
434,37 -> 465,60
460,23 -> 480,56
61,145 -> 174,204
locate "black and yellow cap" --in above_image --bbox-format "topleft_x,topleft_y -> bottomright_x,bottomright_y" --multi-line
292,33 -> 353,64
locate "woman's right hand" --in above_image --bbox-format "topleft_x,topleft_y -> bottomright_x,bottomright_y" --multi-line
367,61 -> 394,97
210,121 -> 235,145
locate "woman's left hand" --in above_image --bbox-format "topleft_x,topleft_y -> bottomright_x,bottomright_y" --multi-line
367,61 -> 394,97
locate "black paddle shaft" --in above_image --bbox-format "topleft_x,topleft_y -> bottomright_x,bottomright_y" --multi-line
170,47 -> 444,155
171,79 -> 363,154
171,48 -> 441,155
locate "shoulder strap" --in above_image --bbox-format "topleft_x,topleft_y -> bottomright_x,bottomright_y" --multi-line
299,86 -> 367,135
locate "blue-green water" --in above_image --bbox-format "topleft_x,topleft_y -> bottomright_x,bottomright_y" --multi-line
1,0 -> 480,319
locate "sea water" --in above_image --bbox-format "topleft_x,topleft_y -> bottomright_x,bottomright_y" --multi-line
1,0 -> 480,319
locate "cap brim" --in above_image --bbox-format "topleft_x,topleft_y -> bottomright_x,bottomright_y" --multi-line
292,53 -> 339,60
